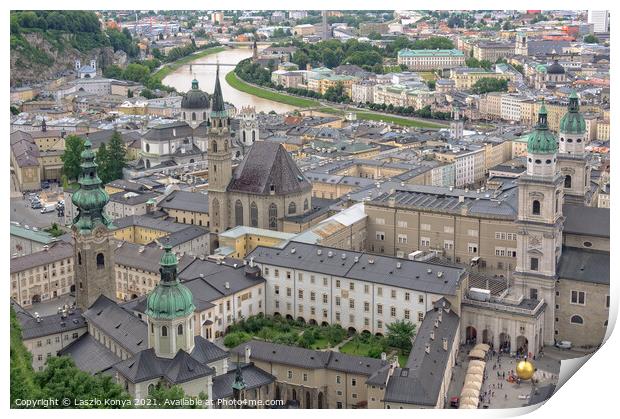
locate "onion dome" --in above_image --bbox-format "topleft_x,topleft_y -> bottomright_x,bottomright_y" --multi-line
559,92 -> 586,134
145,245 -> 195,320
71,140 -> 112,233
527,103 -> 558,154
546,59 -> 565,75
181,78 -> 210,109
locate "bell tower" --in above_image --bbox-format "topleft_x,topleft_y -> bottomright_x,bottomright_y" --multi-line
514,103 -> 564,347
72,140 -> 116,309
557,92 -> 592,205
146,245 -> 196,358
207,65 -> 232,235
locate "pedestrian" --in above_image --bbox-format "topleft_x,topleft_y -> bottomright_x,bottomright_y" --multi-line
505,394 -> 508,400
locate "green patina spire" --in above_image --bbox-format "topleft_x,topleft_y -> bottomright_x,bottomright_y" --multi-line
559,91 -> 586,134
210,64 -> 226,117
145,245 -> 195,320
71,140 -> 112,234
527,102 -> 558,154
191,78 -> 199,90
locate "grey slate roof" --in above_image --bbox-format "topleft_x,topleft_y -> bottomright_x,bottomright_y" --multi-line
112,214 -> 189,233
113,348 -> 215,384
212,362 -> 275,399
114,242 -> 195,274
143,121 -> 196,142
16,306 -> 86,340
227,141 -> 312,196
557,247 -> 609,285
156,225 -> 209,248
82,295 -> 148,355
562,204 -> 610,238
108,191 -> 160,205
384,298 -> 460,406
158,190 -> 209,213
11,242 -> 74,274
58,333 -> 120,374
231,340 -> 386,377
248,242 -> 465,295
190,336 -> 229,364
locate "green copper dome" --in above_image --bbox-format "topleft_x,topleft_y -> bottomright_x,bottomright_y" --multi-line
71,140 -> 112,234
527,103 -> 558,154
145,245 -> 195,320
559,92 -> 586,134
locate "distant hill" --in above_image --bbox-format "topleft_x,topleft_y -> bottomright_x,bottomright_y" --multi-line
10,11 -> 136,86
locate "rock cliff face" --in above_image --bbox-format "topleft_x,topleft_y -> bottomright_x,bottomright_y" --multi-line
11,32 -> 115,87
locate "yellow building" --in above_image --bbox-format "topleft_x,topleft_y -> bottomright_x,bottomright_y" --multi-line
215,226 -> 296,259
450,71 -> 513,90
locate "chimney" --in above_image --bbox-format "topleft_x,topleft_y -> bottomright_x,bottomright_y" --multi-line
438,311 -> 443,323
381,352 -> 387,361
442,338 -> 448,351
425,343 -> 431,354
225,281 -> 230,289
430,330 -> 435,340
434,319 -> 439,328
245,345 -> 251,363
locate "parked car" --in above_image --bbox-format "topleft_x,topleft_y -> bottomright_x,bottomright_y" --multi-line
31,201 -> 43,209
555,341 -> 572,350
41,181 -> 50,189
40,204 -> 56,214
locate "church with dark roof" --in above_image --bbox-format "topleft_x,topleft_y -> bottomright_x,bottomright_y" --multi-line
206,68 -> 313,241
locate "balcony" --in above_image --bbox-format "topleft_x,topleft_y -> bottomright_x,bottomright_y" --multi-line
463,291 -> 545,316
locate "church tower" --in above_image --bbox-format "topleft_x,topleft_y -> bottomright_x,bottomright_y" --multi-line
449,106 -> 464,140
207,65 -> 232,236
72,140 -> 116,309
557,92 -> 592,205
513,103 -> 564,347
238,106 -> 258,151
146,245 -> 196,358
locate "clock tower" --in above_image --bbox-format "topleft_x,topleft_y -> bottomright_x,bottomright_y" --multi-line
513,103 -> 564,347
72,140 -> 116,309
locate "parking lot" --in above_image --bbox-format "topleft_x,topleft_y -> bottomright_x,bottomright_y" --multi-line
11,196 -> 64,229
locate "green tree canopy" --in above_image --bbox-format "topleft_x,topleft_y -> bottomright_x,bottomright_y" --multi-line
386,319 -> 417,355
61,135 -> 85,181
472,77 -> 509,94
106,131 -> 128,183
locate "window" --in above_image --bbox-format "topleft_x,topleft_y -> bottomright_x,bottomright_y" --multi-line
421,223 -> 431,231
444,240 -> 454,250
564,175 -> 572,189
377,304 -> 383,314
269,203 -> 278,229
323,294 -> 328,304
376,232 -> 385,241
375,217 -> 385,225
377,287 -> 382,296
530,288 -> 538,300
418,295 -> 424,304
364,301 -> 370,312
398,234 -> 408,244
405,292 -> 410,301
571,291 -> 585,305
349,299 -> 355,309
288,202 -> 297,214
364,284 -> 370,294
177,324 -> 183,335
336,375 -> 341,384
397,220 -> 408,228
288,370 -> 293,379
532,200 -> 541,215
570,315 -> 584,325
351,378 -> 357,386
250,202 -> 258,227
335,297 -> 341,306
391,307 -> 396,317
233,200 -> 244,226
304,198 -> 309,211
421,237 -> 430,247
310,291 -> 316,302
96,253 -> 105,269
391,289 -> 396,299
468,243 -> 478,254
418,312 -> 424,322
336,280 -> 341,288
286,288 -> 291,297
530,257 -> 539,271
303,373 -> 308,382
161,326 -> 168,337
298,290 -> 304,299
404,309 -> 410,320
349,282 -> 355,291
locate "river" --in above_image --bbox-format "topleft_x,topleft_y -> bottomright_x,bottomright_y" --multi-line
162,47 -> 297,114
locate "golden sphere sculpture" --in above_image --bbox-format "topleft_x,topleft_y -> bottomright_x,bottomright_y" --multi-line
516,358 -> 536,381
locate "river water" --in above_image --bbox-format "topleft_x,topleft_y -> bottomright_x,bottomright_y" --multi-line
162,47 -> 297,114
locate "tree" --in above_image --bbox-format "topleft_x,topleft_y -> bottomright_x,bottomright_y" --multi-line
121,63 -> 151,83
472,77 -> 509,94
95,143 -> 111,184
10,308 -> 40,407
386,320 -> 417,355
36,357 -> 131,408
106,131 -> 127,183
61,135 -> 85,181
103,65 -> 123,79
140,88 -> 156,99
584,34 -> 600,44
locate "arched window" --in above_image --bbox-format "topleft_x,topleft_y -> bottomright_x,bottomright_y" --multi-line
78,252 -> 82,265
532,200 -> 541,215
564,175 -> 572,189
224,140 -> 228,151
192,112 -> 196,121
250,202 -> 258,227
252,130 -> 256,141
304,198 -> 309,211
96,253 -> 105,269
211,141 -> 218,153
242,131 -> 246,142
145,143 -> 150,153
212,198 -> 220,229
148,384 -> 155,394
183,112 -> 186,120
269,203 -> 278,230
235,200 -> 244,226
288,202 -> 296,214
177,324 -> 183,335
161,326 -> 168,337
570,315 -> 584,325
203,112 -> 207,120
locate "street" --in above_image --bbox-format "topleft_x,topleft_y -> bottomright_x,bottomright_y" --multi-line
11,197 -> 64,229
